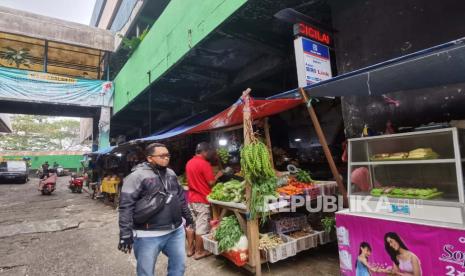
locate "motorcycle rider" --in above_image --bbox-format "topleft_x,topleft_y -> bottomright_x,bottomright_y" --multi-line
41,161 -> 49,179
118,143 -> 193,276
38,167 -> 57,193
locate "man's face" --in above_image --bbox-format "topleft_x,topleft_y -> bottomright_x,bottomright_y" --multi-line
203,149 -> 214,161
147,146 -> 170,167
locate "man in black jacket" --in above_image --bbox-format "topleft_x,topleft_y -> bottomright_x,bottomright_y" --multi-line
118,143 -> 193,276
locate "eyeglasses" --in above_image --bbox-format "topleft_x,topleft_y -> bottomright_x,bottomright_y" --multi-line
150,154 -> 171,159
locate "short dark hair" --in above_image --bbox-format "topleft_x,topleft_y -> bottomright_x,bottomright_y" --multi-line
145,143 -> 167,157
196,142 -> 211,154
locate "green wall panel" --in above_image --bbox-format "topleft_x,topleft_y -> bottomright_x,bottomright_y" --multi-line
4,155 -> 83,170
113,0 -> 247,113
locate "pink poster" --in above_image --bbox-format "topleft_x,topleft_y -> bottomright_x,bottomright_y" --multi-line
336,212 -> 465,276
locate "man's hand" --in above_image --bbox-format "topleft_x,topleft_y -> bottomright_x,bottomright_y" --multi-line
215,170 -> 224,180
118,236 -> 133,254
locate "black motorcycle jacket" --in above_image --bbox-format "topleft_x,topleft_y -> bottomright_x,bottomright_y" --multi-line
118,162 -> 193,238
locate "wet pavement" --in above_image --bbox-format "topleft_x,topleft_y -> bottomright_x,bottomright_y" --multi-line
0,176 -> 339,276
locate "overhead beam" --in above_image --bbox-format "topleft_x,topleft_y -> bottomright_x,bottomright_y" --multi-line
0,100 -> 100,117
0,6 -> 114,51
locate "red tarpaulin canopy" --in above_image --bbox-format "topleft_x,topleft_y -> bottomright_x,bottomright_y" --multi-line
131,96 -> 302,144
186,97 -> 302,133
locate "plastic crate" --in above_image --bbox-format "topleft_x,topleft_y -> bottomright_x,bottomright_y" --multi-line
285,231 -> 320,252
201,234 -> 220,255
271,213 -> 307,234
260,234 -> 297,263
317,230 -> 335,245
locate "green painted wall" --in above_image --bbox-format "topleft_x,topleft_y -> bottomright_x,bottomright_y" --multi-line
113,0 -> 247,113
4,155 -> 83,171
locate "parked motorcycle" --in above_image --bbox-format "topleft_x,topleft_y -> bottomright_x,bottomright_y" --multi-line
56,166 -> 66,177
39,172 -> 57,195
69,173 -> 83,193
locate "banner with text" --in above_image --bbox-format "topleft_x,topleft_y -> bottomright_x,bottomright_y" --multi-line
336,212 -> 465,276
0,67 -> 113,107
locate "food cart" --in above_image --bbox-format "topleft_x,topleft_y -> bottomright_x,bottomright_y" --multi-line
338,127 -> 465,275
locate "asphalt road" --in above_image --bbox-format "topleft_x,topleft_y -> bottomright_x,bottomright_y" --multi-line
0,176 -> 340,276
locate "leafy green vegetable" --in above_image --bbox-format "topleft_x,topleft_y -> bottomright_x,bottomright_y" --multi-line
296,169 -> 313,183
214,216 -> 243,252
208,180 -> 245,202
217,148 -> 229,165
249,177 -> 278,223
240,141 -> 275,183
371,188 -> 383,196
321,217 -> 335,233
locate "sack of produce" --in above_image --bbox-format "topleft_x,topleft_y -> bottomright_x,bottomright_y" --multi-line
221,235 -> 249,266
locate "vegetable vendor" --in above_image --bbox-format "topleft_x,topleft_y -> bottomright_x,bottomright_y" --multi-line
185,142 -> 224,260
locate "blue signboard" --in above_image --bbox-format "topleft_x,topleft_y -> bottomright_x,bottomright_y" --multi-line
294,37 -> 333,86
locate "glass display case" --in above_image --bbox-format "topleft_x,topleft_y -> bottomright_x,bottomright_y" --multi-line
347,128 -> 465,225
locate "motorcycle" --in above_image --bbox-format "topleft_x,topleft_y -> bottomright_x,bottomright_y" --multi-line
56,166 -> 66,177
39,172 -> 57,195
69,174 -> 84,193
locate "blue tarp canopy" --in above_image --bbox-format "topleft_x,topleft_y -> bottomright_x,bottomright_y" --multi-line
134,112 -> 214,143
270,38 -> 465,99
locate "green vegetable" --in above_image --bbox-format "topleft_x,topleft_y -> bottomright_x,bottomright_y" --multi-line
240,141 -> 277,221
249,177 -> 278,223
390,188 -> 404,195
370,187 -> 440,199
321,217 -> 335,234
240,141 -> 275,183
371,188 -> 383,196
296,169 -> 313,183
208,180 -> 245,202
217,148 -> 229,165
214,216 -> 243,252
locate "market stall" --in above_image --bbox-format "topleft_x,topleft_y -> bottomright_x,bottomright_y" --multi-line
197,90 -> 341,275
283,38 -> 465,276
85,146 -> 143,208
